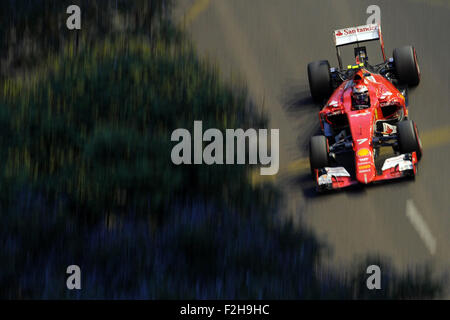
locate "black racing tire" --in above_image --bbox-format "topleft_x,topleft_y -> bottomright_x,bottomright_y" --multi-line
397,120 -> 422,160
309,135 -> 330,170
393,46 -> 420,86
307,60 -> 332,103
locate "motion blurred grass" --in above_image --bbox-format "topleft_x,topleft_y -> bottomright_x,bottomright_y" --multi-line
0,0 -> 445,299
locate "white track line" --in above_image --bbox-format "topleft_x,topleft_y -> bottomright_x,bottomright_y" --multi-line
406,199 -> 437,255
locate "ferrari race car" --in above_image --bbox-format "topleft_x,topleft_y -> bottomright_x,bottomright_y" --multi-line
307,24 -> 422,191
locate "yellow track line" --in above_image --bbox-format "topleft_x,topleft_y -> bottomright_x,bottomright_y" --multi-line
421,125 -> 450,149
183,0 -> 211,27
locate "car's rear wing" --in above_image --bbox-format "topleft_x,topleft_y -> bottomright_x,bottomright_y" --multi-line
333,24 -> 386,69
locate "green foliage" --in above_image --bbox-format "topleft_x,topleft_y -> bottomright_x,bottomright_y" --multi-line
0,35 -> 268,224
0,0 -> 177,78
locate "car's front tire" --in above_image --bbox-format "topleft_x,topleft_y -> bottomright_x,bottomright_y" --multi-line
310,135 -> 330,170
307,60 -> 332,103
393,46 -> 420,86
397,120 -> 422,160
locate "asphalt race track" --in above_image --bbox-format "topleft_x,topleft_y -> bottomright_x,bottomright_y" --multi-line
176,0 -> 450,293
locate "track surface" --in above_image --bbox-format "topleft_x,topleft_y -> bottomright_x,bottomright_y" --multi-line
177,0 -> 450,291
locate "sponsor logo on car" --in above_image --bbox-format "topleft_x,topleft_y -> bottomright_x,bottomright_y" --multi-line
357,138 -> 368,145
335,25 -> 377,37
357,148 -> 370,157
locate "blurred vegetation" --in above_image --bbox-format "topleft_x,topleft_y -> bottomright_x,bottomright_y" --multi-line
0,0 -> 444,299
0,35 -> 269,225
0,0 -> 175,79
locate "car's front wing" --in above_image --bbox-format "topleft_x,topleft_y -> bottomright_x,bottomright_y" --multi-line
314,152 -> 418,191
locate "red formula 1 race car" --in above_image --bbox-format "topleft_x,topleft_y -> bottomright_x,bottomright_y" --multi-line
307,24 -> 422,191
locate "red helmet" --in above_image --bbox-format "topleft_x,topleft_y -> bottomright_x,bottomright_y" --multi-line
352,84 -> 369,107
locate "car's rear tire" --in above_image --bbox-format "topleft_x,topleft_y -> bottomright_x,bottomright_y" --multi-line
393,46 -> 420,86
307,60 -> 332,103
310,135 -> 330,170
397,120 -> 422,160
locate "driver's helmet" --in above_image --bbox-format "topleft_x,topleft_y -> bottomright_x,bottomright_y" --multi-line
352,84 -> 369,108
